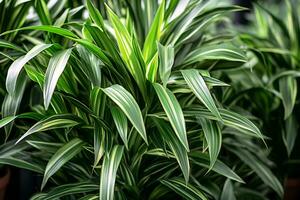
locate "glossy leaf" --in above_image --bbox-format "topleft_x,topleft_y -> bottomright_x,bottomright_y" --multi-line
43,48 -> 72,109
153,83 -> 189,151
100,145 -> 124,200
182,69 -> 222,121
102,85 -> 147,144
41,138 -> 85,189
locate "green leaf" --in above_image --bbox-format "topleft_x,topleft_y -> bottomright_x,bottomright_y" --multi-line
6,43 -> 52,95
220,179 -> 236,200
16,114 -> 81,143
161,178 -> 208,200
229,148 -> 283,197
198,117 -> 222,170
41,138 -> 84,189
1,25 -> 78,39
43,48 -> 72,110
279,76 -> 297,119
106,5 -> 146,96
283,115 -> 298,157
34,0 -> 52,25
143,0 -> 165,63
32,182 -> 98,200
153,118 -> 190,183
182,69 -> 222,121
158,43 -> 174,87
86,0 -> 105,29
100,145 -> 124,200
190,152 -> 244,183
102,85 -> 147,144
185,107 -> 264,141
0,116 -> 17,129
111,107 -> 128,149
183,44 -> 247,66
153,83 -> 189,151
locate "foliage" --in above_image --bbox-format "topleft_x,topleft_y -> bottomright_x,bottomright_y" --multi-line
0,0 -> 284,199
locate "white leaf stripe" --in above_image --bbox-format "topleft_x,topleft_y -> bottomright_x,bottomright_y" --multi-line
16,114 -> 81,144
103,85 -> 147,144
198,117 -> 222,170
0,116 -> 17,128
185,107 -> 264,141
6,44 -> 52,95
100,145 -> 124,200
182,69 -> 222,121
111,107 -> 128,149
153,83 -> 189,151
44,48 -> 72,110
161,178 -> 208,200
190,152 -> 244,183
154,118 -> 190,183
41,138 -> 84,190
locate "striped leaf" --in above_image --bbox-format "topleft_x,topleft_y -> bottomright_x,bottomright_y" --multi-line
190,152 -> 244,183
143,0 -> 165,64
32,182 -> 98,200
154,118 -> 190,182
229,148 -> 283,197
153,83 -> 189,151
283,115 -> 298,157
161,178 -> 208,200
86,0 -> 105,29
102,85 -> 147,144
158,43 -> 174,87
16,114 -> 81,143
44,48 -> 72,110
41,138 -> 85,189
198,117 -> 222,170
184,44 -> 247,66
106,5 -> 146,96
185,107 -> 264,141
100,145 -> 124,200
111,107 -> 128,149
279,76 -> 297,119
6,43 -> 52,95
182,69 -> 222,121
220,179 -> 236,200
0,116 -> 17,128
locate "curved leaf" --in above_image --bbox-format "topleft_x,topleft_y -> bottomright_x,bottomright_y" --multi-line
43,48 -> 72,109
16,114 -> 81,143
41,138 -> 84,189
182,69 -> 222,121
102,85 -> 147,144
6,43 -> 52,95
153,83 -> 189,151
100,145 -> 124,200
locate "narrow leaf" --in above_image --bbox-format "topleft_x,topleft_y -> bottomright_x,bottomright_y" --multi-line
102,85 -> 147,144
6,43 -> 52,95
153,83 -> 189,151
279,76 -> 297,119
43,48 -> 72,110
182,69 -> 222,121
158,43 -> 174,87
154,118 -> 190,182
111,107 -> 128,149
161,178 -> 208,200
143,0 -> 165,63
100,145 -> 124,200
198,117 -> 222,170
41,138 -> 84,189
16,114 -> 81,143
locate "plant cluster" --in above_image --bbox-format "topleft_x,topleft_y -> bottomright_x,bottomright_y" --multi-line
0,0 -> 296,199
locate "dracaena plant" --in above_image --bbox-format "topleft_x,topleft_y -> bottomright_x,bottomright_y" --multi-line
226,0 -> 300,181
0,0 -> 282,199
